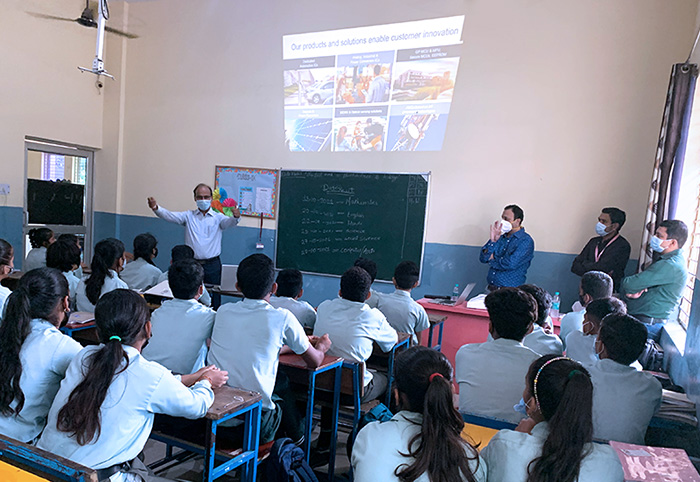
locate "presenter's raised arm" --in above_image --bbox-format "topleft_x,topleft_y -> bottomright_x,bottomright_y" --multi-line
219,207 -> 241,229
149,197 -> 187,225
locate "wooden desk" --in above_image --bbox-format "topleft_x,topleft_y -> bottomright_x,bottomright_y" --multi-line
279,354 -> 343,481
149,386 -> 262,482
368,332 -> 410,407
427,313 -> 447,351
209,286 -> 245,299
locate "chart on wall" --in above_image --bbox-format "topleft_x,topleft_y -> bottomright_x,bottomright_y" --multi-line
283,16 -> 464,152
214,167 -> 279,219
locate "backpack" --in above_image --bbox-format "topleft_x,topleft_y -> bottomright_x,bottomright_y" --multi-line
638,340 -> 664,372
266,438 -> 318,482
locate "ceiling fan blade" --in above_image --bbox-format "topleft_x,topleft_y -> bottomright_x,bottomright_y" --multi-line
27,11 -> 80,23
104,25 -> 139,39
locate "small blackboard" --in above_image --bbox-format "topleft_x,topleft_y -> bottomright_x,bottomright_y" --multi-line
27,179 -> 84,226
276,170 -> 429,281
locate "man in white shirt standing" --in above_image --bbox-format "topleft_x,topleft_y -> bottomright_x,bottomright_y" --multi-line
455,287 -> 540,424
148,183 -> 241,307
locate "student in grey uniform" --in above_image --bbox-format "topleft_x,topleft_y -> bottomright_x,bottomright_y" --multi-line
566,297 -> 626,366
589,314 -> 662,443
520,284 -> 562,356
354,257 -> 383,308
143,259 -> 215,374
482,355 -> 624,482
75,238 -> 129,312
0,239 -> 14,321
352,346 -> 486,482
269,269 -> 317,329
119,233 -> 163,291
559,271 -> 613,348
38,290 -> 228,482
46,238 -> 82,310
0,268 -> 82,443
157,245 -> 212,307
24,228 -> 54,272
376,260 -> 430,345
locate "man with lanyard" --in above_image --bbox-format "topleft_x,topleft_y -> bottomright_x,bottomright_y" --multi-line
479,204 -> 535,290
621,220 -> 688,341
571,207 -> 631,292
147,183 -> 240,307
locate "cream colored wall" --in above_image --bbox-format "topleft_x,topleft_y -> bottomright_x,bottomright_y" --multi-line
111,0 -> 699,255
0,0 -> 105,208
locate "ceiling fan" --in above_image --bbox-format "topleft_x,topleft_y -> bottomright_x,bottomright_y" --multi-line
28,0 -> 138,79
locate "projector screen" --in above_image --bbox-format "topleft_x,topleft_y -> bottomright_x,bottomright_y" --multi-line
283,16 -> 464,152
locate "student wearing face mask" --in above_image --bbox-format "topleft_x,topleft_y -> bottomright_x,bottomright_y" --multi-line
621,220 -> 688,341
571,207 -> 631,292
147,184 -> 241,307
479,204 -> 535,290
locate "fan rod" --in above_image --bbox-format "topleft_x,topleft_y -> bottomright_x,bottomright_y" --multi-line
93,0 -> 106,69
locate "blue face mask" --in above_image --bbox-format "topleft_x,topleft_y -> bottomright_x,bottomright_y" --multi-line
513,398 -> 528,415
196,199 -> 211,211
595,222 -> 608,237
650,236 -> 666,253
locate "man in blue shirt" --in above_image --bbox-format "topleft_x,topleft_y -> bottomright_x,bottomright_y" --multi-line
479,204 -> 535,290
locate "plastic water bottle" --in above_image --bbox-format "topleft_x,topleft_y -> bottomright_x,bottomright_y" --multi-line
452,284 -> 460,302
550,292 -> 561,318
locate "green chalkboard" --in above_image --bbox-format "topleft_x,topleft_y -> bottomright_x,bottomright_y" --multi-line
275,170 -> 429,281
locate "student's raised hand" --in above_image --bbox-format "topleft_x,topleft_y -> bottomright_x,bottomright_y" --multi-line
515,417 -> 537,434
490,221 -> 502,243
313,333 -> 332,353
147,197 -> 158,210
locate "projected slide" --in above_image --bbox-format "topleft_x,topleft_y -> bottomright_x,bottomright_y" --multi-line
283,16 -> 464,152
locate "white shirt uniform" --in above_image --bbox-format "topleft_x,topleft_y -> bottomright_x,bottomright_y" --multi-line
142,298 -> 216,374
62,270 -> 80,311
522,324 -> 563,356
0,285 -> 11,320
154,207 -> 240,260
565,331 -> 598,365
269,296 -> 317,329
376,289 -> 430,345
119,258 -> 162,291
365,288 -> 382,309
559,309 -> 585,349
75,270 -> 129,312
481,422 -> 624,482
24,247 -> 47,272
0,319 -> 82,443
455,338 -> 539,423
208,298 -> 310,411
37,345 -> 213,480
314,297 -> 398,387
588,358 -> 662,444
352,411 -> 488,482
156,271 -> 212,307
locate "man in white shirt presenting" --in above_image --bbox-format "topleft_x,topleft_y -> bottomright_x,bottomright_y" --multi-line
148,183 -> 240,307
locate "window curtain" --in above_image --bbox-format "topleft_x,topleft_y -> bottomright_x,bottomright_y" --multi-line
637,63 -> 698,271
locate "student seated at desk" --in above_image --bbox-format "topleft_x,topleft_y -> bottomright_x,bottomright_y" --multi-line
559,271 -> 613,349
313,266 -> 398,456
208,254 -> 331,445
157,245 -> 211,307
75,238 -> 129,312
269,268 -> 317,329
142,259 -> 215,374
565,297 -> 626,366
24,228 -> 54,272
589,314 -> 662,444
119,233 -> 163,291
455,287 -> 539,424
0,239 -> 14,319
0,268 -> 82,444
37,290 -> 227,482
482,355 -> 624,482
520,284 -> 562,356
57,234 -> 85,279
352,346 -> 486,482
376,260 -> 429,345
354,257 -> 382,308
46,238 -> 82,310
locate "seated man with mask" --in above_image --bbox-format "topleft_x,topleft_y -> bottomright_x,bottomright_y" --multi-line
479,204 -> 535,290
571,207 -> 631,292
621,220 -> 688,341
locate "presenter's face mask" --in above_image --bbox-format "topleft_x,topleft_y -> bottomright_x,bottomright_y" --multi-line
499,220 -> 513,235
196,199 -> 211,211
595,222 -> 609,237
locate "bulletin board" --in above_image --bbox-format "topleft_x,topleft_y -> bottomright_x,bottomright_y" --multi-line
214,166 -> 279,219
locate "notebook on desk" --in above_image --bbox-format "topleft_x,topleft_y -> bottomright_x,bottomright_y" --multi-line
429,283 -> 476,307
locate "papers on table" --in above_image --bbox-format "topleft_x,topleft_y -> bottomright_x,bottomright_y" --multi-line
143,280 -> 173,299
68,312 -> 94,325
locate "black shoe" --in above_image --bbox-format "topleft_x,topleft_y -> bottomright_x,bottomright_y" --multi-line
308,447 -> 330,468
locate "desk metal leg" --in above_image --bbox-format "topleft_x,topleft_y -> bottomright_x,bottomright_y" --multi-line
436,322 -> 445,352
203,420 -> 217,482
328,364 -> 341,481
428,325 -> 434,348
385,348 -> 396,407
304,373 -> 315,462
240,403 -> 260,482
